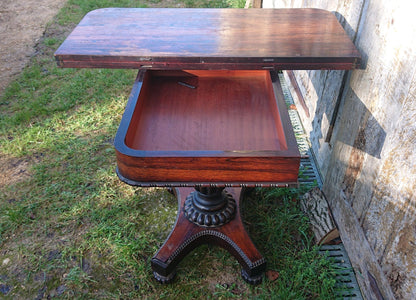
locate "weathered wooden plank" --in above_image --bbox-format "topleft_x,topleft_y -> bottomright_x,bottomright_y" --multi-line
326,186 -> 396,300
253,0 -> 262,8
360,75 -> 416,299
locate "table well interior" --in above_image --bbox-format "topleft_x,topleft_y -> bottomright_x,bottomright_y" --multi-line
115,70 -> 300,186
125,70 -> 287,152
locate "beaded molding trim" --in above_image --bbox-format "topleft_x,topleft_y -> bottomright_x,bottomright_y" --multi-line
166,229 -> 266,271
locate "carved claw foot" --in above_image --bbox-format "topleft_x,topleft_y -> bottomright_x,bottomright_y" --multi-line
153,269 -> 176,284
241,268 -> 263,285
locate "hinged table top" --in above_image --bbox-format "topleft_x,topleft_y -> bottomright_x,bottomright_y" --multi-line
55,8 -> 361,70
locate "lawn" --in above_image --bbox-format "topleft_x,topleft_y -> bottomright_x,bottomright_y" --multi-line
1,0 -> 343,298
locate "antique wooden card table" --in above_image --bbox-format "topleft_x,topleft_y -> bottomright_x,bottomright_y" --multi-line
55,8 -> 361,284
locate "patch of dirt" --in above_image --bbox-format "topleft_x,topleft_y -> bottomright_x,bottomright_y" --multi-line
204,259 -> 249,295
0,154 -> 42,188
0,0 -> 67,186
0,0 -> 68,95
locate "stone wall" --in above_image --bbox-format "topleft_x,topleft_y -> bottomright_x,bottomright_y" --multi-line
263,0 -> 416,299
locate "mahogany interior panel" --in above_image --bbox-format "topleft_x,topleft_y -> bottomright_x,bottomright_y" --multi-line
125,70 -> 287,152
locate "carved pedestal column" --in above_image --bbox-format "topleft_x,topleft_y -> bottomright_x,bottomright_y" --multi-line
184,187 -> 236,227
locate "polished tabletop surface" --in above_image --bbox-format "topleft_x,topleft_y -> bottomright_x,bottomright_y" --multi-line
55,8 -> 361,70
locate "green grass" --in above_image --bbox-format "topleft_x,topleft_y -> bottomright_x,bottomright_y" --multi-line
0,0 -> 345,298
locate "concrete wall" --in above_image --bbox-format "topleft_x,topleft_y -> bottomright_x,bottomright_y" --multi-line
263,1 -> 416,299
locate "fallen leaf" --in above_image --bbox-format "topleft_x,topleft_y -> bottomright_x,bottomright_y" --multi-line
266,270 -> 280,281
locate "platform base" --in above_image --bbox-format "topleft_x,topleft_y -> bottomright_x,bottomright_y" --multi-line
151,187 -> 266,284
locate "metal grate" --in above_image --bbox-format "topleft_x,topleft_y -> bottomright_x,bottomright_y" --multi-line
319,245 -> 363,299
279,73 -> 363,299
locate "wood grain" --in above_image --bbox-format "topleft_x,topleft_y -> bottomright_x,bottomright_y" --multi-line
54,8 -> 361,70
300,187 -> 339,245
